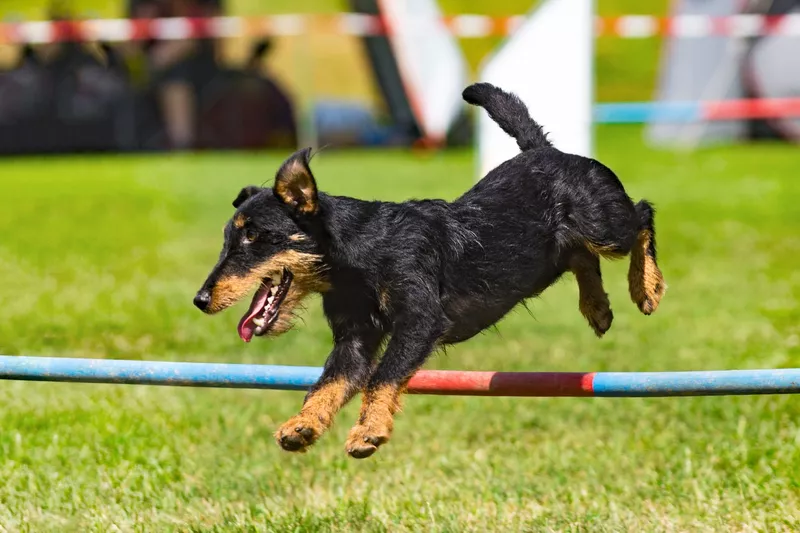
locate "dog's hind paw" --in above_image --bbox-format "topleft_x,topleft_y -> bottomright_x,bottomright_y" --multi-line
631,278 -> 666,315
627,231 -> 666,316
274,414 -> 327,452
579,296 -> 613,337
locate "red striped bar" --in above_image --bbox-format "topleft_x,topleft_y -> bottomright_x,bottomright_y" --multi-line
703,97 -> 800,120
408,370 -> 596,397
1,14 -> 800,44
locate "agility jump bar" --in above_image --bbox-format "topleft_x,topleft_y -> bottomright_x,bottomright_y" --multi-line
595,98 -> 800,123
1,14 -> 800,44
1,356 -> 799,397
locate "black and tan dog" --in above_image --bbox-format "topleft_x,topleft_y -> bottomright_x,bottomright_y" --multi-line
194,83 -> 666,459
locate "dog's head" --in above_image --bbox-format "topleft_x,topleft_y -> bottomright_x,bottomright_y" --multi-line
194,148 -> 329,342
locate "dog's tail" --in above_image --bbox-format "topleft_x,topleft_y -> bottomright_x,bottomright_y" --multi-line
462,83 -> 551,151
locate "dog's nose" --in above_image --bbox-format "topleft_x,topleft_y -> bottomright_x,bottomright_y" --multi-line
193,290 -> 211,312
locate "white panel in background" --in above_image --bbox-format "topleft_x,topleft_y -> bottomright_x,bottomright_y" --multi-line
477,0 -> 594,178
379,0 -> 470,142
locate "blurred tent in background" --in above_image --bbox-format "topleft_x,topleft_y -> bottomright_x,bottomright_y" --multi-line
0,0 -> 300,154
0,0 -> 471,154
0,0 -> 474,154
647,0 -> 800,146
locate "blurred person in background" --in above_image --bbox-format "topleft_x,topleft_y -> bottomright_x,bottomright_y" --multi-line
195,37 -> 299,150
128,0 -> 222,150
197,38 -> 299,150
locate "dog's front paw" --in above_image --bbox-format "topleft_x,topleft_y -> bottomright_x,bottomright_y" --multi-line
274,413 -> 327,452
345,422 -> 392,459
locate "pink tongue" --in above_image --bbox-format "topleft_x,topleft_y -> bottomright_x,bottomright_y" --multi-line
237,283 -> 271,342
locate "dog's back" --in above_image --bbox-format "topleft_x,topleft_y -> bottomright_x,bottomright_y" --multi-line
459,83 -> 638,251
438,83 -> 666,342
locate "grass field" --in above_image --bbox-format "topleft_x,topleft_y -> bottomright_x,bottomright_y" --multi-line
1,127 -> 799,531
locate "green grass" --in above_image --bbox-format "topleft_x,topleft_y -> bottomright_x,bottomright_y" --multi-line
1,128 -> 800,531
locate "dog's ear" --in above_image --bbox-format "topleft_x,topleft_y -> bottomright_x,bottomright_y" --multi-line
233,186 -> 261,208
273,147 -> 318,215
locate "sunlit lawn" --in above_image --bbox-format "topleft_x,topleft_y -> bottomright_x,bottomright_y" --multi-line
0,126 -> 798,530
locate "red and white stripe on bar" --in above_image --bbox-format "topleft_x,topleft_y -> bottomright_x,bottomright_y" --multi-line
1,14 -> 800,44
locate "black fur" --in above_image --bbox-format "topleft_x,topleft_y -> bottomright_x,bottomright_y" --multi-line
195,83 -> 665,458
462,82 -> 551,151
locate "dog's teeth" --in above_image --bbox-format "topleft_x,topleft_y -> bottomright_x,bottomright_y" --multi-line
267,295 -> 274,305
269,286 -> 278,296
253,317 -> 265,327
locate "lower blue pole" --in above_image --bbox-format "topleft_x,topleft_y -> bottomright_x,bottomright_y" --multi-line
592,369 -> 800,397
0,356 -> 322,391
0,356 -> 799,396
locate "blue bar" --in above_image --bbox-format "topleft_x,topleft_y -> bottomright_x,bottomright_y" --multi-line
0,356 -> 322,391
0,356 -> 798,397
592,369 -> 800,397
594,102 -> 701,124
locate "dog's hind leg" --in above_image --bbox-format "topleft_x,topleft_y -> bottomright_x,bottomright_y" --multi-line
627,200 -> 666,315
569,248 -> 613,337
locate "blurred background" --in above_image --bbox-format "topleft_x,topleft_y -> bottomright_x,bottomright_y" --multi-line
0,1 -> 799,530
0,0 -> 797,156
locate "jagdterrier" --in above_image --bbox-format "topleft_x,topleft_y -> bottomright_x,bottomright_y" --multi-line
194,83 -> 666,459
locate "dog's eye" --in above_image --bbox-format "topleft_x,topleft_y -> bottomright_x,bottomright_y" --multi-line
242,230 -> 257,244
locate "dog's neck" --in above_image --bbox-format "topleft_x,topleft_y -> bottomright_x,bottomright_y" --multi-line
301,192 -> 385,274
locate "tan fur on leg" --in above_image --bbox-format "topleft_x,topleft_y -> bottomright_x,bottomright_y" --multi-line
275,378 -> 355,452
628,230 -> 666,315
570,250 -> 613,337
344,383 -> 404,459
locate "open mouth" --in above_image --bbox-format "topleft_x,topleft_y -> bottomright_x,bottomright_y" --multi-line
237,269 -> 293,342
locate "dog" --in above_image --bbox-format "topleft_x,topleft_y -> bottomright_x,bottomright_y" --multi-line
193,83 -> 666,459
